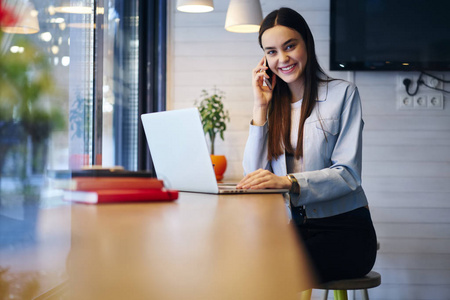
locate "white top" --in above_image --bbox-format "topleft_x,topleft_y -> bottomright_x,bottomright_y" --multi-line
286,100 -> 303,174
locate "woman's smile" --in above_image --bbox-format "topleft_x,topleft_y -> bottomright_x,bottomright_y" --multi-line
279,63 -> 297,74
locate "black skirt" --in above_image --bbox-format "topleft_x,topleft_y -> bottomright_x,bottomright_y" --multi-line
291,206 -> 378,284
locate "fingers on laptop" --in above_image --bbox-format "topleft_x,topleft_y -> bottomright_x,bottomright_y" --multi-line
237,169 -> 275,189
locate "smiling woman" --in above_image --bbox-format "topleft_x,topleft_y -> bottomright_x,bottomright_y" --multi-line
237,7 -> 378,284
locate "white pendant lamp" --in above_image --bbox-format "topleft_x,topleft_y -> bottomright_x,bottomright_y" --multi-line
177,0 -> 214,13
225,0 -> 262,33
1,1 -> 40,34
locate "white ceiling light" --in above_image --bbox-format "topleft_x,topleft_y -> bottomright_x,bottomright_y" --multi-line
54,0 -> 93,14
40,32 -> 52,42
225,0 -> 262,33
177,0 -> 214,13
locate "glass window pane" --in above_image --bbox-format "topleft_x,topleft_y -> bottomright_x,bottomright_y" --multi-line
1,0 -> 154,295
102,0 -> 139,170
0,0 -> 88,297
65,0 -> 95,169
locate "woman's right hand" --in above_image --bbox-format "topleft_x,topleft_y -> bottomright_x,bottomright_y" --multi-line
251,57 -> 276,125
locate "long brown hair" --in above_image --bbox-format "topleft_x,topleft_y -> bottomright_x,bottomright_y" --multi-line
259,7 -> 328,160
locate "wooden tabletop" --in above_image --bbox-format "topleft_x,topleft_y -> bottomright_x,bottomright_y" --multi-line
67,192 -> 315,300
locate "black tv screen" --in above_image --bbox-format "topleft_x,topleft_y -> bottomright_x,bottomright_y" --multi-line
330,0 -> 450,71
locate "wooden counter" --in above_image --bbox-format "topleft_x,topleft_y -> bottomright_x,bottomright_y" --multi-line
67,192 -> 315,299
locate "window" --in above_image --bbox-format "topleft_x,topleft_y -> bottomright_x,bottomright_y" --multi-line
0,0 -> 165,172
0,0 -> 166,297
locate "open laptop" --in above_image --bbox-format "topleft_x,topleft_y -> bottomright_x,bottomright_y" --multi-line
140,108 -> 288,194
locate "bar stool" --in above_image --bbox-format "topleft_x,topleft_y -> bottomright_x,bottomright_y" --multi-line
315,270 -> 381,300
300,270 -> 381,300
301,242 -> 381,300
317,241 -> 381,300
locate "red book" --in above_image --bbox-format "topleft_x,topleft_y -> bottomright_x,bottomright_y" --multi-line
63,189 -> 178,204
68,177 -> 164,191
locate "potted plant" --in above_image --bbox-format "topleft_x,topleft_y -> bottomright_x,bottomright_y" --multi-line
0,35 -> 65,181
0,33 -> 65,248
195,88 -> 230,181
0,18 -> 65,245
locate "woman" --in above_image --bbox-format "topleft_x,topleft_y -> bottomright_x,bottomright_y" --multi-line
236,7 -> 377,283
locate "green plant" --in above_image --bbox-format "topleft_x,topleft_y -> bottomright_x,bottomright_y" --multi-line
195,88 -> 230,155
0,34 -> 65,198
0,36 -> 65,139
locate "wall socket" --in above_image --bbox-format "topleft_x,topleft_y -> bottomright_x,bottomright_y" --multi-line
428,94 -> 444,110
413,95 -> 427,108
398,74 -> 443,90
397,93 -> 444,110
397,95 -> 414,109
397,74 -> 445,111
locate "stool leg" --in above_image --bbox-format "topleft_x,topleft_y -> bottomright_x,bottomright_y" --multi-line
300,289 -> 312,300
322,289 -> 328,300
333,290 -> 348,300
361,289 -> 369,300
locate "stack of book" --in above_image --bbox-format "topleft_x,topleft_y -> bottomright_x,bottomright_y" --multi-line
63,170 -> 178,204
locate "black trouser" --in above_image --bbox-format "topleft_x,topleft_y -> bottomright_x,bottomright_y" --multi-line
291,206 -> 378,284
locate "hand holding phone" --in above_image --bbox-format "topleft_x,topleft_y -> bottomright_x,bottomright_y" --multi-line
252,57 -> 275,125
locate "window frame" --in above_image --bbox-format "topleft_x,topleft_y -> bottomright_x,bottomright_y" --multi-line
90,0 -> 167,171
137,0 -> 167,172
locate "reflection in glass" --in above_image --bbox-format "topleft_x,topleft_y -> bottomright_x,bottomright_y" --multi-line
0,0 -> 142,295
103,0 -> 139,170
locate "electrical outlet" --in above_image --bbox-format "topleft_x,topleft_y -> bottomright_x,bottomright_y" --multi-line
397,95 -> 414,110
398,73 -> 444,92
398,75 -> 416,91
428,94 -> 444,110
423,74 -> 443,90
396,74 -> 444,111
413,95 -> 428,108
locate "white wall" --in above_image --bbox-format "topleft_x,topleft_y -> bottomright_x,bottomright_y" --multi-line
168,1 -> 450,299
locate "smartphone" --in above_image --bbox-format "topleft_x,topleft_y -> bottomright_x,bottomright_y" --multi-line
263,57 -> 273,90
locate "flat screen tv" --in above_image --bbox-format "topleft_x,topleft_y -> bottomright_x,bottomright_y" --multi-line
330,0 -> 450,71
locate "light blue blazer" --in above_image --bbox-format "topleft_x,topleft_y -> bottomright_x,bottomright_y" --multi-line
243,79 -> 368,219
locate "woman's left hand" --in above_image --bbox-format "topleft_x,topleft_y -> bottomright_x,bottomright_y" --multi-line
237,169 -> 291,190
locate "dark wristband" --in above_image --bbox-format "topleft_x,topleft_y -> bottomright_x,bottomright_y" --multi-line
287,174 -> 300,194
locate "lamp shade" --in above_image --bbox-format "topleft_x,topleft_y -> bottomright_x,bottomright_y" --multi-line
225,0 -> 262,33
1,1 -> 39,34
177,0 -> 214,13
